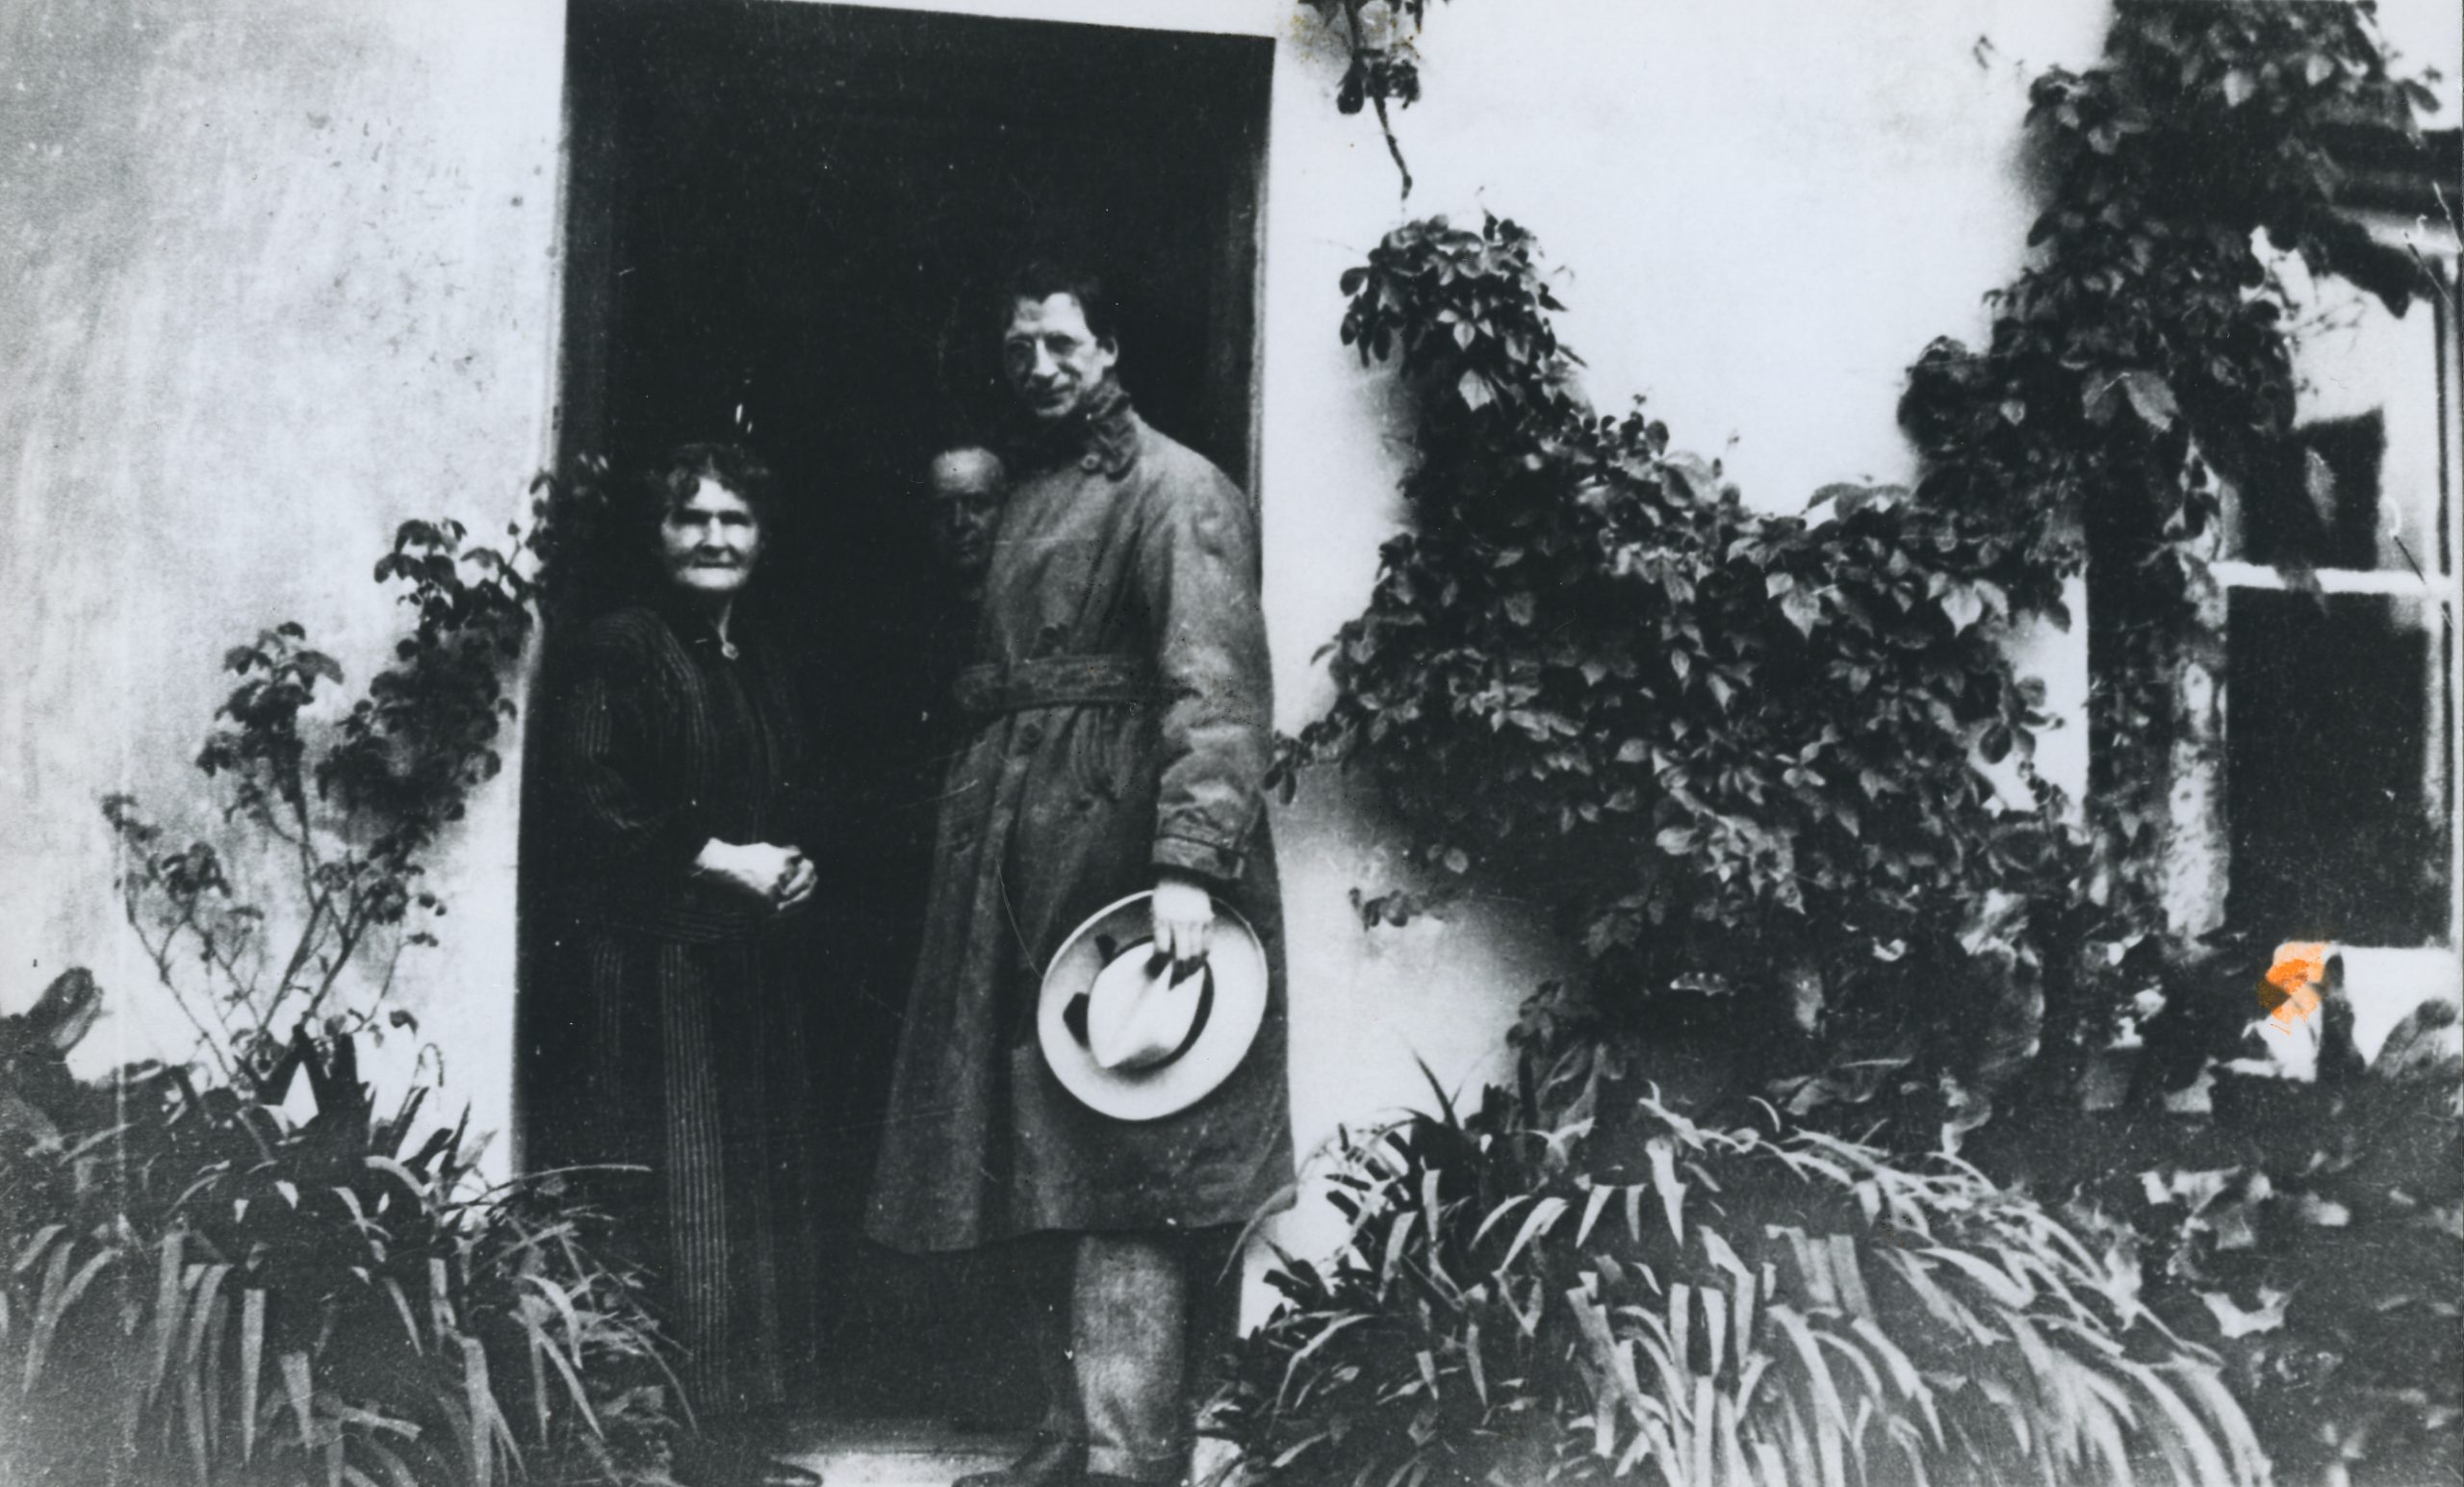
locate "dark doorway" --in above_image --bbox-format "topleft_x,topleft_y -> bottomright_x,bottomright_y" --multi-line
533,0 -> 1270,1423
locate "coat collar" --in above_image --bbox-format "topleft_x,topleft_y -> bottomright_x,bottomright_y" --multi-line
1009,376 -> 1140,480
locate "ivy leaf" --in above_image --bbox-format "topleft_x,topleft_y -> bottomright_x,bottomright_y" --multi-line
1781,590 -> 1823,639
2082,376 -> 2120,426
2220,68 -> 2255,107
1940,585 -> 1986,634
2118,370 -> 2179,430
1616,738 -> 1651,764
1457,370 -> 1495,412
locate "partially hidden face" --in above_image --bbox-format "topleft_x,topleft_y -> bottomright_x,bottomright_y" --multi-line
658,475 -> 764,599
1001,293 -> 1116,424
928,449 -> 1006,579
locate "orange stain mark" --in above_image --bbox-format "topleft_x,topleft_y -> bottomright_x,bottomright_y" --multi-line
2260,941 -> 2327,1030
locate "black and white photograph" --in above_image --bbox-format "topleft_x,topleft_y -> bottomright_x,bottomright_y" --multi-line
3,2 -> 2459,1484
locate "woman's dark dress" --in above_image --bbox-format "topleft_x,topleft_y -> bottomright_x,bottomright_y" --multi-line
544,596 -> 823,1415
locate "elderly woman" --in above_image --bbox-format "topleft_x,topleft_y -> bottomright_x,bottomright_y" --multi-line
549,443 -> 825,1474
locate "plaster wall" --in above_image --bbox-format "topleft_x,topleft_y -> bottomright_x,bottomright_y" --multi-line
0,0 -> 567,1154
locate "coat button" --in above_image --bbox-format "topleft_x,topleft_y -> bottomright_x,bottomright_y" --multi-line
1080,454 -> 1099,472
1018,722 -> 1045,749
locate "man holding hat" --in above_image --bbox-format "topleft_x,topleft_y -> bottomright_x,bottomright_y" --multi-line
868,263 -> 1291,1487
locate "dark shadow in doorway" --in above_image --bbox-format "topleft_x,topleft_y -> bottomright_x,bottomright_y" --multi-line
526,0 -> 1271,1425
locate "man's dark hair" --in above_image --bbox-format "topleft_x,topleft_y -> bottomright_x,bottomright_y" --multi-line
997,260 -> 1120,346
635,441 -> 780,541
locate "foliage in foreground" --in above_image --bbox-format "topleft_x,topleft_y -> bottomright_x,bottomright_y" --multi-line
2059,989 -> 2464,1487
1213,1042 -> 2265,1487
1,969 -> 680,1487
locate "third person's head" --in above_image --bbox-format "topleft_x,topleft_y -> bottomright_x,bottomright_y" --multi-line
924,446 -> 1006,586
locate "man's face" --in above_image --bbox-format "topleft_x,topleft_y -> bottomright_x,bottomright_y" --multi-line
657,476 -> 763,601
928,450 -> 1005,580
1001,293 -> 1117,424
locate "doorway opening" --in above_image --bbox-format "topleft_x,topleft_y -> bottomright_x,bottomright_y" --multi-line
528,0 -> 1272,1425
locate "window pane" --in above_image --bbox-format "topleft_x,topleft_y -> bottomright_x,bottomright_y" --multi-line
2226,250 -> 2451,575
2225,589 -> 2451,945
2232,412 -> 2384,570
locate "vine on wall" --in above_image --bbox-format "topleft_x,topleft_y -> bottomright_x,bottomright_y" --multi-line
1291,1 -> 2444,1133
1289,215 -> 2076,1129
1899,0 -> 2441,961
1301,0 -> 1449,197
102,474 -> 597,1085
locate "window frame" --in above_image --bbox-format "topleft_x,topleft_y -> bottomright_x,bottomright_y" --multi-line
2214,230 -> 2462,955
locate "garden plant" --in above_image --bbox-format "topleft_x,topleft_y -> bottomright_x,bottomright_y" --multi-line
1,472 -> 683,1485
1214,1028 -> 2267,1487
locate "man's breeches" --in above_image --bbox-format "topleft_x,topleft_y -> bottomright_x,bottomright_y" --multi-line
1010,1228 -> 1242,1482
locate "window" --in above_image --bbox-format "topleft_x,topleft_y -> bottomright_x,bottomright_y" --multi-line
2217,227 -> 2461,953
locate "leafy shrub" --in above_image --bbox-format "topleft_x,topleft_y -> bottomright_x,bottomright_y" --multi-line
1289,213 -> 2081,1115
1212,1045 -> 2265,1487
0,968 -> 680,1487
104,501 -> 562,1087
2053,994 -> 2464,1487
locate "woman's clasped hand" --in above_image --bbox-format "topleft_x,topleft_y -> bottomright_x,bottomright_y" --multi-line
694,839 -> 818,912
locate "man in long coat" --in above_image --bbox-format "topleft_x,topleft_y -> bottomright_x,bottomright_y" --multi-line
868,265 -> 1291,1487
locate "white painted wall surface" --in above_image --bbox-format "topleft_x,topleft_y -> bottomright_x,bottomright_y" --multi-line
0,0 -> 567,1156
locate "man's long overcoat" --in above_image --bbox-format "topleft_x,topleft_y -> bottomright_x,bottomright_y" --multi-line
867,392 -> 1292,1252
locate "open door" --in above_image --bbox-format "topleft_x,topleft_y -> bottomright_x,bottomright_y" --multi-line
528,0 -> 1271,1423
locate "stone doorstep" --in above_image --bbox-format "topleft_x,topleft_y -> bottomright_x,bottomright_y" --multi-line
770,1420 -> 1030,1487
763,1421 -> 1249,1487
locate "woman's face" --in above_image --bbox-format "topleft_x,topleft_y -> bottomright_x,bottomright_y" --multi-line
657,476 -> 763,601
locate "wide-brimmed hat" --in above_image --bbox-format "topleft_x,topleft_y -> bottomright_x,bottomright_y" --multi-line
1038,891 -> 1269,1122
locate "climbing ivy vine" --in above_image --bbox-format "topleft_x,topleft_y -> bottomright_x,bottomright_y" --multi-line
1901,0 -> 2440,959
1289,215 -> 2076,1132
1290,1 -> 2444,1135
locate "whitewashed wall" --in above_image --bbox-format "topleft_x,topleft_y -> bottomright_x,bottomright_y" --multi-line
0,0 -> 567,1154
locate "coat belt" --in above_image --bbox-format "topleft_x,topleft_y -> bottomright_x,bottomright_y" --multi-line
952,654 -> 1167,715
